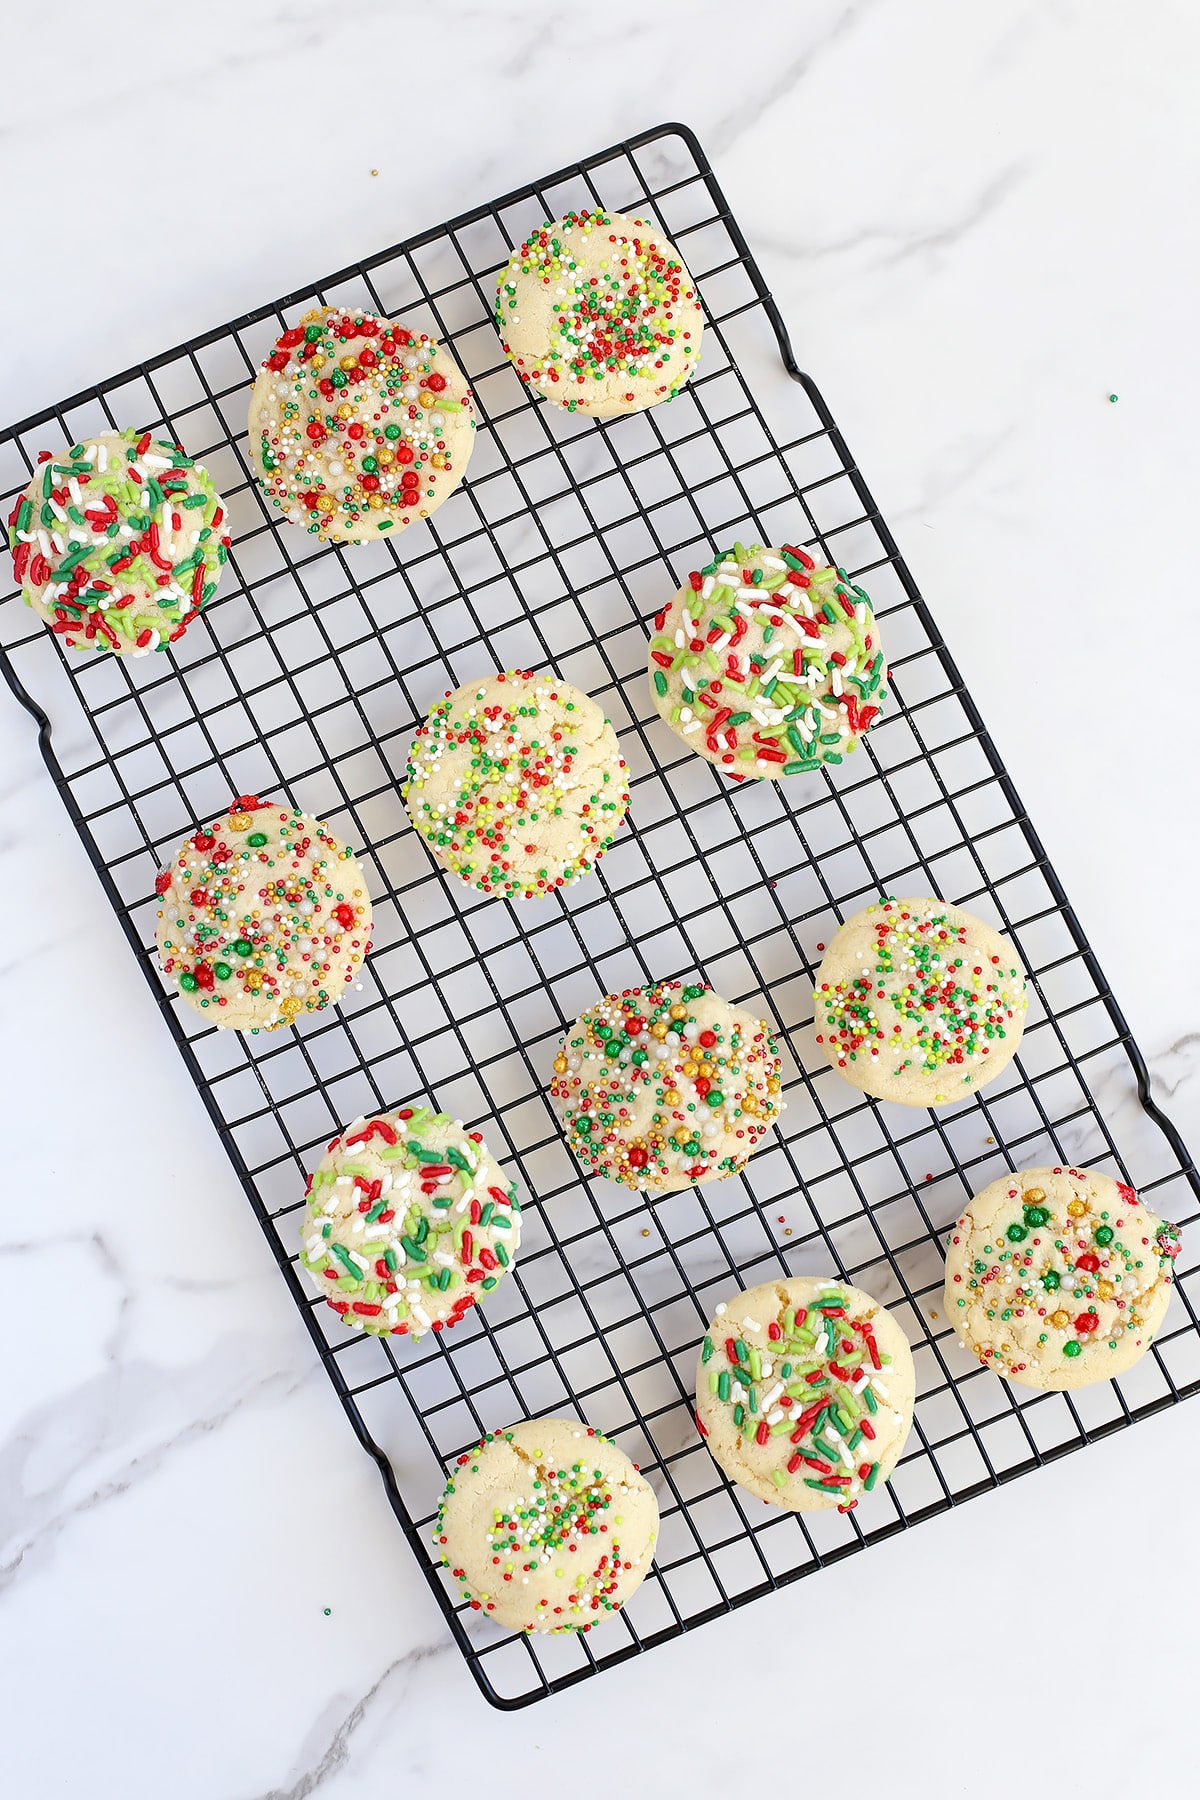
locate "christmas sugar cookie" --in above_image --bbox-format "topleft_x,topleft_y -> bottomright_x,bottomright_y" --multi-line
551,980 -> 784,1192
496,209 -> 703,417
944,1166 -> 1181,1391
300,1107 -> 519,1341
403,669 -> 630,900
155,796 -> 371,1032
814,896 -> 1028,1107
247,304 -> 474,541
7,430 -> 230,656
696,1278 -> 915,1512
434,1418 -> 658,1634
650,544 -> 886,777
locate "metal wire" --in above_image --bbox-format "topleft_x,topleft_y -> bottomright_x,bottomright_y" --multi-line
2,123 -> 1197,1710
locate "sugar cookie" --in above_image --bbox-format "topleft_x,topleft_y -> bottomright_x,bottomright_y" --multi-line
403,669 -> 630,899
434,1418 -> 658,1634
650,543 -> 886,776
696,1278 -> 915,1511
300,1106 -> 519,1341
247,304 -> 474,541
814,896 -> 1027,1106
497,209 -> 703,416
7,429 -> 230,656
155,796 -> 371,1031
551,979 -> 784,1191
944,1166 -> 1181,1390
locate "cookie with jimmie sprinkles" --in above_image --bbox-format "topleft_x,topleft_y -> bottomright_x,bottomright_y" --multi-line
155,797 -> 372,1032
247,304 -> 474,541
497,209 -> 703,417
649,542 -> 886,777
696,1277 -> 916,1512
403,669 -> 630,900
300,1106 -> 519,1342
944,1166 -> 1182,1391
814,896 -> 1028,1107
550,980 -> 784,1192
7,430 -> 230,657
433,1418 -> 659,1635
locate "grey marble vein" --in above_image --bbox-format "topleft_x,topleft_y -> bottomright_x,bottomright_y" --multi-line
244,1643 -> 455,1800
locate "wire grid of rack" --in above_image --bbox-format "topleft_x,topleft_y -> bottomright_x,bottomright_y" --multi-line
2,123 -> 1198,1710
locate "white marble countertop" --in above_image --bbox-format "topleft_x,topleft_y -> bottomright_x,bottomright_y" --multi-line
3,3 -> 1199,1794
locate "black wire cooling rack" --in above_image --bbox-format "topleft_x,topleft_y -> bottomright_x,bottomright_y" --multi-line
3,123 -> 1198,1709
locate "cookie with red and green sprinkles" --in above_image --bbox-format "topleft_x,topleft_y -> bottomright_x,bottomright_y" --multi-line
247,304 -> 475,542
402,669 -> 630,900
155,796 -> 372,1032
497,209 -> 704,417
815,896 -> 1028,1107
7,430 -> 230,657
695,1277 -> 916,1512
433,1417 -> 659,1634
649,543 -> 887,778
944,1166 -> 1182,1391
300,1106 -> 519,1341
550,980 -> 784,1192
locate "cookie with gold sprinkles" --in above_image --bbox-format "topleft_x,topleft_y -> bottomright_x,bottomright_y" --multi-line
696,1278 -> 916,1511
433,1417 -> 658,1634
814,896 -> 1028,1107
247,304 -> 474,542
7,430 -> 230,657
300,1106 -> 519,1341
551,980 -> 784,1192
497,209 -> 704,417
650,543 -> 887,777
944,1166 -> 1182,1391
155,796 -> 372,1032
403,669 -> 630,900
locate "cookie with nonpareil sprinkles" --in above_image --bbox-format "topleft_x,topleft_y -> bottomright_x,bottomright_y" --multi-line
155,797 -> 372,1032
696,1278 -> 915,1511
300,1106 -> 519,1341
944,1167 -> 1181,1391
247,304 -> 474,542
7,430 -> 230,656
551,980 -> 784,1192
814,896 -> 1028,1107
403,670 -> 630,899
497,210 -> 704,417
650,543 -> 887,777
434,1418 -> 658,1634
